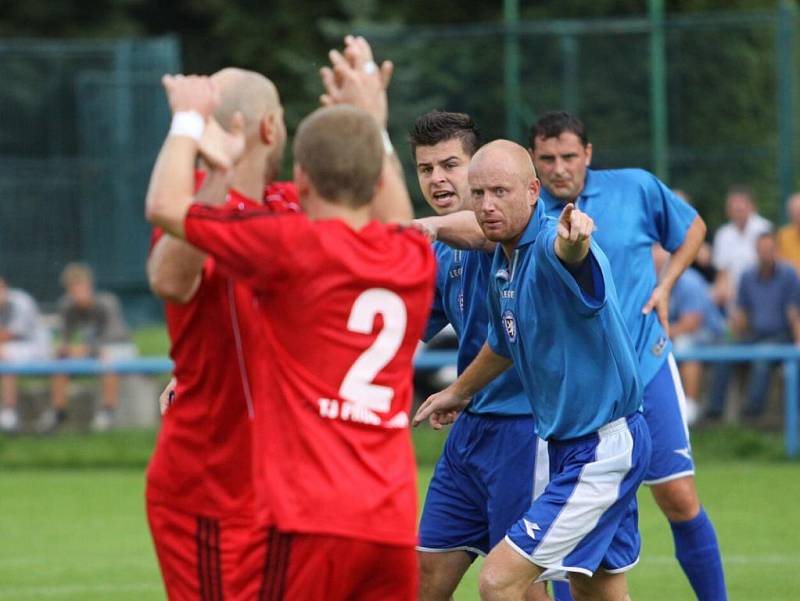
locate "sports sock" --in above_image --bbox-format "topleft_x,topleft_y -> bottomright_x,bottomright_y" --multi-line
552,580 -> 574,601
670,507 -> 727,600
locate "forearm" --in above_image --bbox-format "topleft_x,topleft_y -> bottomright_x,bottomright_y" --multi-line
147,167 -> 233,303
416,211 -> 493,251
670,313 -> 702,338
144,136 -> 199,238
787,307 -> 800,344
660,216 -> 706,291
792,321 -> 800,344
730,309 -> 748,338
554,237 -> 590,265
449,343 -> 513,398
369,146 -> 413,224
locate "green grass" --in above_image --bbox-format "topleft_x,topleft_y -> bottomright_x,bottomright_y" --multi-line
0,429 -> 798,600
130,326 -> 170,357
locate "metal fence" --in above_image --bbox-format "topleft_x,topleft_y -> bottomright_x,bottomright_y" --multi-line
0,37 -> 180,320
1,8 -> 799,319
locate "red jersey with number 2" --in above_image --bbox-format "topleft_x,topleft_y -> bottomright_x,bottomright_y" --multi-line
184,207 -> 435,547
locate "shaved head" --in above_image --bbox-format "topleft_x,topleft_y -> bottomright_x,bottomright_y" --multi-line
471,140 -> 537,187
211,67 -> 281,142
469,139 -> 541,250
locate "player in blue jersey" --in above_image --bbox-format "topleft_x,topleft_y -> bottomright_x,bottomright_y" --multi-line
414,140 -> 651,601
529,111 -> 725,601
410,112 -> 549,601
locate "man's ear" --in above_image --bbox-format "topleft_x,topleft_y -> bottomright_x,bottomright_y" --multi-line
528,178 -> 541,206
293,163 -> 310,197
584,143 -> 593,166
260,113 -> 274,146
373,172 -> 385,199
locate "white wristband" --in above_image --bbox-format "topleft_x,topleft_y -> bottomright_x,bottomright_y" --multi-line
169,111 -> 205,142
381,129 -> 395,157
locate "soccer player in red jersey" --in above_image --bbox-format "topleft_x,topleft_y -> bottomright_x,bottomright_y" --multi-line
145,68 -> 296,601
145,53 -> 435,598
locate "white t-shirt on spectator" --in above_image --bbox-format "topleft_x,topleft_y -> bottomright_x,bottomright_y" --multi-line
712,213 -> 773,300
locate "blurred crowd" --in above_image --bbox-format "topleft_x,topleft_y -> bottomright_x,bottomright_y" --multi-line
662,187 -> 800,425
3,186 -> 800,436
0,263 -> 135,435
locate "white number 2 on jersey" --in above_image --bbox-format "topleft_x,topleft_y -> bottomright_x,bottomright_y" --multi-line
339,288 -> 408,413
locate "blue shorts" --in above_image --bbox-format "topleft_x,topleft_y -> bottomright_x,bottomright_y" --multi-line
642,354 -> 695,484
505,413 -> 651,579
418,411 -> 547,557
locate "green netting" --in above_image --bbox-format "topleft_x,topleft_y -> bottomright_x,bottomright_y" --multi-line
359,9 -> 798,227
0,37 -> 179,316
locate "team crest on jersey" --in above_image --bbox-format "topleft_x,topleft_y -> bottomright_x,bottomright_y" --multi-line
503,310 -> 517,343
651,336 -> 668,357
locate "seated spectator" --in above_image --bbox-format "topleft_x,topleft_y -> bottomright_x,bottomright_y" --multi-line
711,185 -> 773,311
777,191 -> 800,273
654,245 -> 725,425
37,263 -> 136,433
712,232 -> 800,419
0,277 -> 51,433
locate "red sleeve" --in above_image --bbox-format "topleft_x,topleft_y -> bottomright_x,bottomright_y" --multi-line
184,203 -> 309,290
264,181 -> 301,213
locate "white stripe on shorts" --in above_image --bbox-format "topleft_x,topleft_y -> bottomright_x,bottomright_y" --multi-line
532,436 -> 549,501
667,353 -> 691,445
531,417 -> 633,568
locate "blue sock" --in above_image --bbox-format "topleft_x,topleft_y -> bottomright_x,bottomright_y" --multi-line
552,580 -> 574,601
670,507 -> 727,601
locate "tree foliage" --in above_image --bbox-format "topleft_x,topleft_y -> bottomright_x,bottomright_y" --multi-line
0,0 -> 797,225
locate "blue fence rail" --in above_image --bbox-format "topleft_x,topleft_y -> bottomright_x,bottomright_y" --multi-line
2,344 -> 798,457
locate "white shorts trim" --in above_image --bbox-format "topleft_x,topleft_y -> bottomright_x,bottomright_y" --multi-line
643,469 -> 696,486
505,536 -> 593,578
415,545 -> 487,557
667,353 -> 691,444
603,556 -> 640,574
532,436 -> 549,501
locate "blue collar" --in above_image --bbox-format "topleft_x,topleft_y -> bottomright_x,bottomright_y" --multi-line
516,201 -> 546,248
540,168 -> 602,207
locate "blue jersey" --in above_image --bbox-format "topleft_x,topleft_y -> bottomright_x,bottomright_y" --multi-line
487,204 -> 642,440
541,169 -> 697,386
424,242 -> 531,415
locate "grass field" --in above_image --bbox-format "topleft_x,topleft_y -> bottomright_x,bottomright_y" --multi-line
1,429 -> 799,600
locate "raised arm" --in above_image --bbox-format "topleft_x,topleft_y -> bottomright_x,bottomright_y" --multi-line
145,75 -> 231,237
147,168 -> 233,303
320,36 -> 412,224
412,343 -> 512,429
415,210 -> 495,251
554,203 -> 593,265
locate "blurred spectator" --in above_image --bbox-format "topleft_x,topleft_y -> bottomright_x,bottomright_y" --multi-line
654,245 -> 724,425
711,186 -> 773,310
37,263 -> 136,433
776,192 -> 800,272
709,233 -> 800,419
0,277 -> 51,433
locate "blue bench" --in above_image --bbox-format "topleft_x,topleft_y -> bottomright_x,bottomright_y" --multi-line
1,345 -> 798,457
